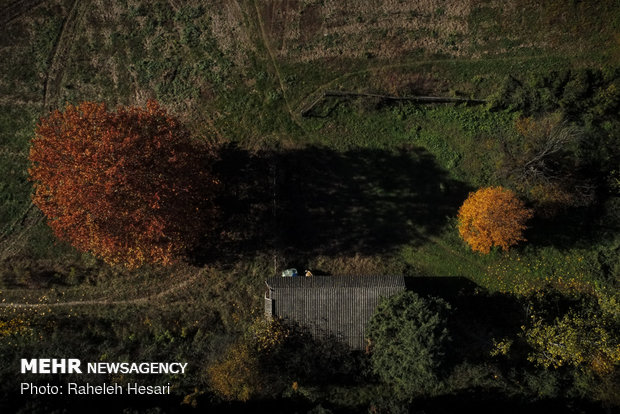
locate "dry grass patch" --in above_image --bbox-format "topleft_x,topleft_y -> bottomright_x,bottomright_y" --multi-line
259,0 -> 473,62
210,0 -> 256,66
309,254 -> 405,276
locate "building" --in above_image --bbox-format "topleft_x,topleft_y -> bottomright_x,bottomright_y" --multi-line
264,275 -> 406,350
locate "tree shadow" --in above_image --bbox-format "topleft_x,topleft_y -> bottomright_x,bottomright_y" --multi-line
261,319 -> 367,389
414,392 -> 607,414
526,203 -> 617,250
405,276 -> 526,364
191,143 -> 277,264
275,145 -> 470,256
192,144 -> 469,265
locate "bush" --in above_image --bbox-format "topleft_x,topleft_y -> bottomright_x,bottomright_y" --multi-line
499,114 -> 594,215
490,68 -> 620,123
367,291 -> 451,399
207,341 -> 263,401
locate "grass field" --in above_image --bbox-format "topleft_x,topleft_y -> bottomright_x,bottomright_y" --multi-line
0,0 -> 619,411
0,0 -> 617,316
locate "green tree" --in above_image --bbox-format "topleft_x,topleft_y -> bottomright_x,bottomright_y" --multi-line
367,292 -> 451,399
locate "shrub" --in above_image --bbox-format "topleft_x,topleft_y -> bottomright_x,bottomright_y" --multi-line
500,114 -> 594,215
207,341 -> 263,401
367,291 -> 451,399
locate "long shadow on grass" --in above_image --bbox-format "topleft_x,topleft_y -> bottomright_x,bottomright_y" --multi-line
193,144 -> 469,264
406,277 -> 526,364
526,203 -> 618,249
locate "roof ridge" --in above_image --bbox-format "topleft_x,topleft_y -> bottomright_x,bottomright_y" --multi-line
265,275 -> 405,289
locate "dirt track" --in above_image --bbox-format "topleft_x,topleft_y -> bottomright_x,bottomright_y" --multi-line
0,268 -> 206,308
0,0 -> 46,28
253,0 -> 302,128
0,0 -> 85,260
43,0 -> 82,110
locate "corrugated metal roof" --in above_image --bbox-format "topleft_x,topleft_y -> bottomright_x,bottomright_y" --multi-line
266,275 -> 405,289
265,276 -> 405,349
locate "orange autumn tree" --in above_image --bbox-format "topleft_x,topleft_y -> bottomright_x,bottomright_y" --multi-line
457,186 -> 533,254
29,101 -> 217,268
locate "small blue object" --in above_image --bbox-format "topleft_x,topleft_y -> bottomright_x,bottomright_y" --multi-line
281,268 -> 298,277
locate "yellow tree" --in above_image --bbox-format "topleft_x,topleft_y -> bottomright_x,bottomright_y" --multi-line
523,311 -> 620,375
457,186 -> 532,254
207,341 -> 263,401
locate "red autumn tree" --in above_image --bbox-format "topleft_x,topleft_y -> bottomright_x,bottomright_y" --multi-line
457,186 -> 533,254
29,101 -> 217,268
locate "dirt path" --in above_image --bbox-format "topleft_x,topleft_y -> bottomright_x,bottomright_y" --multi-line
0,0 -> 85,259
252,0 -> 303,129
0,202 -> 40,262
0,268 -> 207,308
0,202 -> 34,242
0,148 -> 28,158
43,0 -> 83,110
0,211 -> 42,261
0,97 -> 40,106
0,0 -> 47,28
167,0 -> 179,12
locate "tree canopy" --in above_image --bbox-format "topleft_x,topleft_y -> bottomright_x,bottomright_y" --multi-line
367,291 -> 451,399
29,101 -> 217,268
457,186 -> 533,254
522,296 -> 620,376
